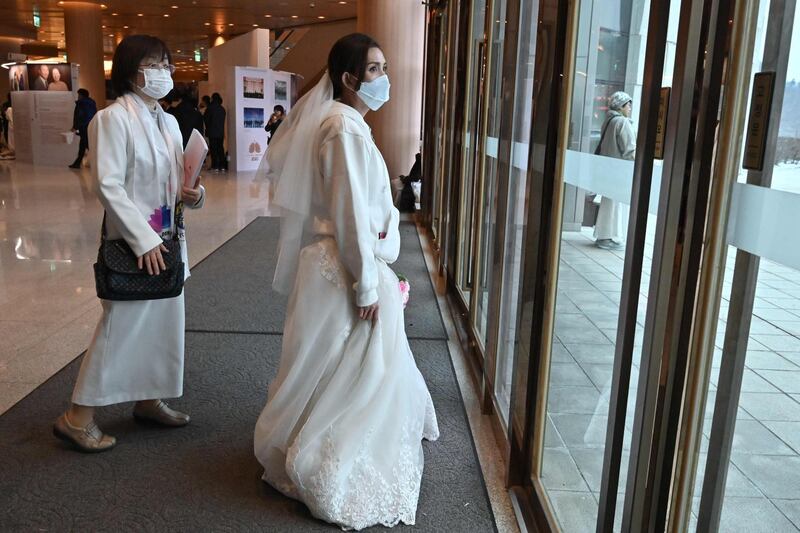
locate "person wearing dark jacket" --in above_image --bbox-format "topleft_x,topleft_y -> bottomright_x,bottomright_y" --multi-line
169,89 -> 204,147
69,88 -> 97,169
205,92 -> 226,171
264,104 -> 285,145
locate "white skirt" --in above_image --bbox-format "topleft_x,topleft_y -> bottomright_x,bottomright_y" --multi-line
254,237 -> 439,531
72,293 -> 185,407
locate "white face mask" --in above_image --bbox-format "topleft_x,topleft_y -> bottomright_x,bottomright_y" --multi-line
357,74 -> 390,111
138,68 -> 174,100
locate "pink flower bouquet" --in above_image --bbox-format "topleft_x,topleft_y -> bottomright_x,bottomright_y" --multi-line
398,274 -> 411,309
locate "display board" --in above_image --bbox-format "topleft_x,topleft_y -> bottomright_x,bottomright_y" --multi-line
9,63 -> 78,96
230,66 -> 294,172
11,91 -> 77,166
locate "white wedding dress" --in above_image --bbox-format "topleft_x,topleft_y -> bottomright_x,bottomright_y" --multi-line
254,102 -> 439,531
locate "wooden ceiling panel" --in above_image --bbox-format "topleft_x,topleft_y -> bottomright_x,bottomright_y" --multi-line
1,0 -> 356,61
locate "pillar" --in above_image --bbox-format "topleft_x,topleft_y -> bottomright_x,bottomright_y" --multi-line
357,0 -> 426,179
63,2 -> 106,107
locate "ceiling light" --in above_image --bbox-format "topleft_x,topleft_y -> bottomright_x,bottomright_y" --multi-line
339,1 -> 347,4
123,25 -> 128,28
112,12 -> 118,16
264,14 -> 272,18
228,23 -> 234,26
318,16 -> 326,19
137,13 -> 144,17
164,14 -> 170,17
108,34 -> 113,37
291,15 -> 298,19
100,4 -> 107,8
102,25 -> 106,28
204,22 -> 210,25
171,5 -> 178,8
176,49 -> 181,53
252,24 -> 258,27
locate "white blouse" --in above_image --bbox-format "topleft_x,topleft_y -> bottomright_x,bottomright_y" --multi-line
312,102 -> 400,307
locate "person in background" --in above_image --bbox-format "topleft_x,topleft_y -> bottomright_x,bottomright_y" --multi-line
264,104 -> 285,145
33,64 -> 49,91
199,94 -> 210,114
48,67 -> 69,91
69,89 -> 97,169
205,92 -> 226,171
53,34 -> 206,453
593,91 -> 636,250
169,87 -> 204,147
1,94 -> 10,146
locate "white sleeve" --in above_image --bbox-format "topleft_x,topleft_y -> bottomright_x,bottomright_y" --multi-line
89,110 -> 163,257
320,131 -> 379,307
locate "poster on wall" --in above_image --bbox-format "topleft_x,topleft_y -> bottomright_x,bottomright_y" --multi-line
8,63 -> 73,92
274,80 -> 287,102
243,107 -> 264,128
231,66 -> 295,172
26,63 -> 73,92
243,76 -> 264,99
8,64 -> 28,91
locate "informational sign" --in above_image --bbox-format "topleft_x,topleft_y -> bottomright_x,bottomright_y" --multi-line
654,87 -> 670,160
231,66 -> 294,172
743,71 -> 776,171
11,91 -> 76,166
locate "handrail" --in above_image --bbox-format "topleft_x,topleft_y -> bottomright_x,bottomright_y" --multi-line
270,29 -> 295,58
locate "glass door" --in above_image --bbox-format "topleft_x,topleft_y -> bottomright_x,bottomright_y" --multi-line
686,0 -> 800,531
533,0 -> 685,529
503,0 -> 725,529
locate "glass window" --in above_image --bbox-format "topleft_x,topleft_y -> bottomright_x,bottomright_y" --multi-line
475,0 -> 509,345
454,0 -> 488,306
495,0 -> 538,426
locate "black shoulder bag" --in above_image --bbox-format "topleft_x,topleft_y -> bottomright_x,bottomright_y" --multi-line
93,213 -> 184,301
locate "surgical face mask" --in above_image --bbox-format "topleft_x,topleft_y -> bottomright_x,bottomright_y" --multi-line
357,74 -> 390,111
138,68 -> 174,100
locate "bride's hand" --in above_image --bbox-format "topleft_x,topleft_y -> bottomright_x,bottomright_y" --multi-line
358,303 -> 379,322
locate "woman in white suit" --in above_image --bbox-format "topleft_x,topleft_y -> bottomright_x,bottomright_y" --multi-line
54,35 -> 205,452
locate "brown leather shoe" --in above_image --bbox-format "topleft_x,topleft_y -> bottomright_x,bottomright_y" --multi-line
133,400 -> 190,427
53,413 -> 116,453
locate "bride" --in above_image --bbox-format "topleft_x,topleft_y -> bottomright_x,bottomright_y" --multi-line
253,33 -> 439,530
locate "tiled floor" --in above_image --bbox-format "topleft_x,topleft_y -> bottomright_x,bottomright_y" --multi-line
542,227 -> 800,532
0,160 -> 274,414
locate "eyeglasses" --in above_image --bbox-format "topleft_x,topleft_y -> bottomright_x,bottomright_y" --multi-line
139,63 -> 176,75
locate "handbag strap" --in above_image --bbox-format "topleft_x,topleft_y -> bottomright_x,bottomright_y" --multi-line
594,116 -> 620,155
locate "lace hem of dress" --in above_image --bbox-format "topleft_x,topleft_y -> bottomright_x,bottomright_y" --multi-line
282,410 -> 434,532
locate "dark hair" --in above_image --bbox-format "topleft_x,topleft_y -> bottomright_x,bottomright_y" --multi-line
328,33 -> 382,100
211,92 -> 222,104
201,95 -> 211,104
274,104 -> 285,114
111,35 -> 172,96
77,88 -> 89,98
